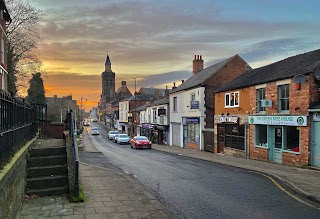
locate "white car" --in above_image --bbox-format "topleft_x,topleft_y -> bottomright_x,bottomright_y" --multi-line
108,131 -> 119,140
91,127 -> 99,135
115,134 -> 130,144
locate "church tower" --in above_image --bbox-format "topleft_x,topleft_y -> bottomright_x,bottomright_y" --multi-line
101,54 -> 115,102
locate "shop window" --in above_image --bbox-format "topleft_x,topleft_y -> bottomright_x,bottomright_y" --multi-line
278,85 -> 289,112
225,124 -> 244,150
153,109 -> 157,123
256,88 -> 266,113
187,123 -> 200,143
191,93 -> 195,101
284,126 -> 300,151
225,92 -> 239,107
254,125 -> 267,147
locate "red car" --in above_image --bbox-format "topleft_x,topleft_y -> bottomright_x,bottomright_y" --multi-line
130,136 -> 152,149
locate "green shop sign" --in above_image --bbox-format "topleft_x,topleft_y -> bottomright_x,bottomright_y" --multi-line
249,115 -> 307,126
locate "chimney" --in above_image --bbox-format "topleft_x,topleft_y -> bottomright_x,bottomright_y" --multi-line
172,82 -> 176,90
165,86 -> 169,97
181,80 -> 185,84
121,81 -> 126,93
192,54 -> 204,75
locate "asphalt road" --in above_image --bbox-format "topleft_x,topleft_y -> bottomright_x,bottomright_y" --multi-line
82,123 -> 320,219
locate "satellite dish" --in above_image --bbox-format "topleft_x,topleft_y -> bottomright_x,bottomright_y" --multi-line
293,74 -> 307,84
315,67 -> 320,81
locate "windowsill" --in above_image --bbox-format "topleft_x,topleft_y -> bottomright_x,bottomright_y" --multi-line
254,145 -> 268,149
283,150 -> 300,155
224,106 -> 239,108
275,112 -> 290,115
255,112 -> 266,115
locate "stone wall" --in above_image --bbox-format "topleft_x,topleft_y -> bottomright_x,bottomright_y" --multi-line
0,138 -> 35,219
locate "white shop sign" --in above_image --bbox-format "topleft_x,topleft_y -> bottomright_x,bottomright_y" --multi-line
249,115 -> 307,126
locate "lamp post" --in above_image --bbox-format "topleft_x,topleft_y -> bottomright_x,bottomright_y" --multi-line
132,78 -> 137,137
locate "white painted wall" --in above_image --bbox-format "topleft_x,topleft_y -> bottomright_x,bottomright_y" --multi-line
169,87 -> 206,149
119,100 -> 129,122
145,104 -> 169,125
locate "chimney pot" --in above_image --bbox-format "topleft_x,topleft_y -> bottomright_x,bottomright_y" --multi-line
194,55 -> 196,60
181,80 -> 185,83
200,55 -> 202,60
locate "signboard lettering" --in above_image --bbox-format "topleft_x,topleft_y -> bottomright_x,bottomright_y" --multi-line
220,116 -> 238,124
249,115 -> 307,126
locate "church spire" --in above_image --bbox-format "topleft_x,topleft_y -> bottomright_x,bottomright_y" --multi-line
105,53 -> 111,71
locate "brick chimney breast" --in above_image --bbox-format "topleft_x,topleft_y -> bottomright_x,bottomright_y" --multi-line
193,54 -> 204,75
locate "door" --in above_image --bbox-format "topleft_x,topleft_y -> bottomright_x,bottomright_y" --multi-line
203,131 -> 214,152
273,126 -> 283,163
217,127 -> 225,153
172,123 -> 181,147
183,125 -> 188,148
311,121 -> 320,167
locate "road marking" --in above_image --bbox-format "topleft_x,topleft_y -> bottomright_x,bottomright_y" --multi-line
262,173 -> 319,210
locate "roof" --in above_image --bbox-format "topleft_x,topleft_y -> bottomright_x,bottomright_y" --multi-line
148,97 -> 169,107
172,55 -> 244,93
216,49 -> 320,93
139,87 -> 167,96
122,94 -> 157,102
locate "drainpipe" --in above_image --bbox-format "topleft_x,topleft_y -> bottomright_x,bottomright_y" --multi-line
245,123 -> 248,159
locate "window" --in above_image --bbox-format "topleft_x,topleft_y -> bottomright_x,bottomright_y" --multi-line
1,33 -> 4,64
191,93 -> 195,101
284,126 -> 300,151
278,85 -> 289,112
254,125 -> 267,147
225,124 -> 245,150
187,123 -> 200,143
173,97 -> 177,112
225,92 -> 239,107
153,109 -> 157,123
256,88 -> 266,113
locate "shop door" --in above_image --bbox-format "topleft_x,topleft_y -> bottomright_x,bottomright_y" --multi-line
273,126 -> 283,163
217,127 -> 225,153
183,125 -> 188,148
172,123 -> 181,147
311,121 -> 320,167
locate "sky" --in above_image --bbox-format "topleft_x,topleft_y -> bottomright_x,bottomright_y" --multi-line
26,0 -> 320,110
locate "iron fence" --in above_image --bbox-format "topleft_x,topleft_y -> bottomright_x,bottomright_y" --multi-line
65,110 -> 80,198
0,91 -> 37,170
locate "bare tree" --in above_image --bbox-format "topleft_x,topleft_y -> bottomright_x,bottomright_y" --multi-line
6,0 -> 42,95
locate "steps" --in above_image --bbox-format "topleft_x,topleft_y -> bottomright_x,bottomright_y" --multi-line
26,145 -> 69,196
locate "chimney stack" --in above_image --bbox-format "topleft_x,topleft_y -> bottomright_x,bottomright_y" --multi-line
121,81 -> 127,93
192,54 -> 204,75
172,82 -> 176,90
181,80 -> 185,84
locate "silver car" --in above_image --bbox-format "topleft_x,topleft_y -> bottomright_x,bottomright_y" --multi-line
91,127 -> 99,135
115,134 -> 130,144
108,131 -> 119,140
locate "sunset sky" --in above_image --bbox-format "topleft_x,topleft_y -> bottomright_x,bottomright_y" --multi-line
26,0 -> 320,110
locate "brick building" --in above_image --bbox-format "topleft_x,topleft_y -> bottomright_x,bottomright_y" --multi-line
169,54 -> 251,151
215,49 -> 320,167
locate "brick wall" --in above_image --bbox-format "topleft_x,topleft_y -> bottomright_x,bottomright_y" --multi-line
0,139 -> 35,219
187,142 -> 198,150
204,55 -> 250,128
48,123 -> 65,139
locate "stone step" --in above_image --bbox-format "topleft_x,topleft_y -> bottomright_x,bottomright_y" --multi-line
28,155 -> 67,167
27,175 -> 68,190
25,185 -> 69,196
27,165 -> 68,178
29,146 -> 66,158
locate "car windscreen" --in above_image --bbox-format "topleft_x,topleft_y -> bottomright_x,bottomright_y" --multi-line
92,128 -> 98,130
136,136 -> 148,140
119,134 -> 128,137
111,131 -> 118,134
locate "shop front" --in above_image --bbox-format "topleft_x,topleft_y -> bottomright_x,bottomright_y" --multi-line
140,123 -> 154,142
182,117 -> 200,150
215,116 -> 246,156
249,115 -> 308,165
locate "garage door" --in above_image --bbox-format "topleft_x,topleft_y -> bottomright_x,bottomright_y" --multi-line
172,123 -> 181,147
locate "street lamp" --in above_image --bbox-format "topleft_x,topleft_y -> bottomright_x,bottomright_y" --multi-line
132,78 -> 137,137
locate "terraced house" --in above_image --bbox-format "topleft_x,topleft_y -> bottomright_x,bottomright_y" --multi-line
215,49 -> 320,167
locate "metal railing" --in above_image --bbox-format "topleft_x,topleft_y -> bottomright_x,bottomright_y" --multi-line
66,109 -> 79,198
0,91 -> 37,170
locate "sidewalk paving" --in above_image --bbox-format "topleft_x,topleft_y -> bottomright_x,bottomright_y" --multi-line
151,144 -> 320,203
20,134 -> 171,219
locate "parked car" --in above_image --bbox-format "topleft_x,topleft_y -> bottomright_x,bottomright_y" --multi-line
130,136 -> 152,149
115,134 -> 130,144
108,131 -> 119,140
91,127 -> 99,135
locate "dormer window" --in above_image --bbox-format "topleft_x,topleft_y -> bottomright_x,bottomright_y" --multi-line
225,92 -> 239,107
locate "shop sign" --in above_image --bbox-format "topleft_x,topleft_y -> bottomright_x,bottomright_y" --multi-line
142,123 -> 154,129
190,101 -> 199,109
220,116 -> 238,123
119,122 -> 126,126
182,117 -> 200,125
248,115 -> 307,126
313,112 -> 320,122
